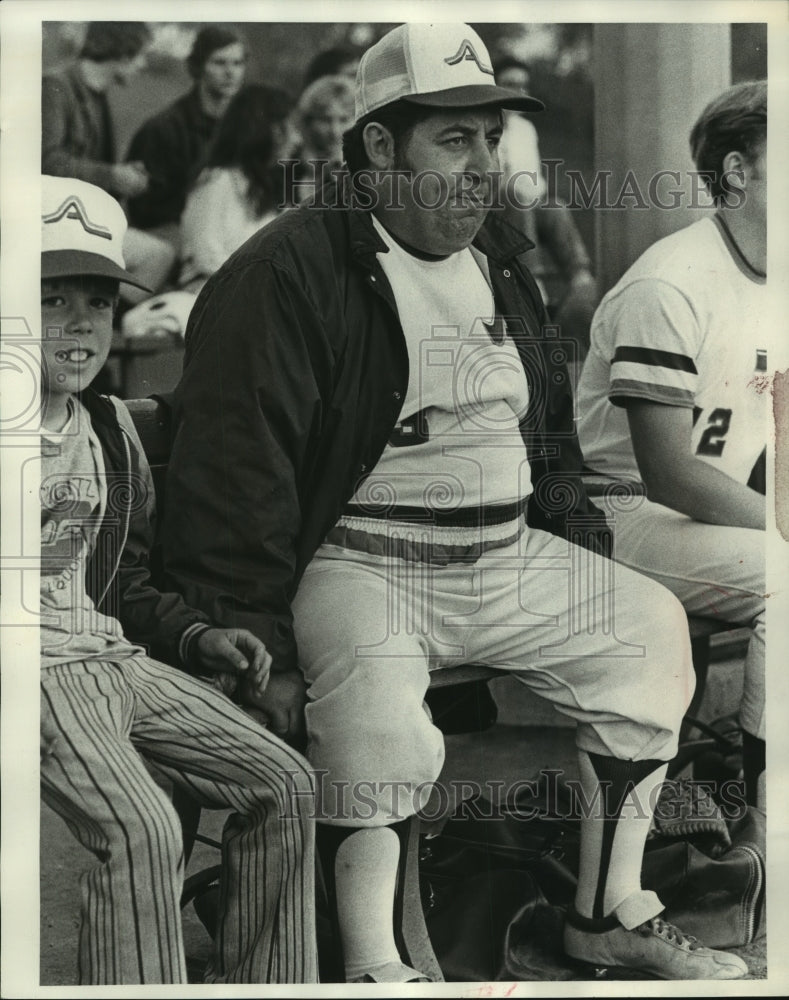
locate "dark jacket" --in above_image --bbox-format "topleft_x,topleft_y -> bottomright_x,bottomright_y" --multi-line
42,65 -> 118,193
126,88 -> 218,230
80,389 -> 210,667
164,186 -> 608,672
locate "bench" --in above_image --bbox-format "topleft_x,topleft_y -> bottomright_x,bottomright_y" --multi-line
125,395 -> 731,982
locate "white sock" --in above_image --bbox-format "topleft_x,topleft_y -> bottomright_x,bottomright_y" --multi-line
574,750 -> 668,920
333,826 -> 402,980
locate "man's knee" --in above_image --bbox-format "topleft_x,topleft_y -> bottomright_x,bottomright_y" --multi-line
647,585 -> 696,712
307,695 -> 444,824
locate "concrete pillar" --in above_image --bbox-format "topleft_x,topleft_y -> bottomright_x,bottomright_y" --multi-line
592,24 -> 731,292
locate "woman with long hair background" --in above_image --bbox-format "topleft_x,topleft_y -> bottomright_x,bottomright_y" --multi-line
179,83 -> 296,292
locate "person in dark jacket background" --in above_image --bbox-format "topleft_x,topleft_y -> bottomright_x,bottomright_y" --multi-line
41,21 -> 174,302
39,174 -> 317,986
126,24 -> 247,246
164,23 -> 747,984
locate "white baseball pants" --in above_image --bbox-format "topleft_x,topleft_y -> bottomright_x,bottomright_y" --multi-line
292,523 -> 695,825
597,495 -> 765,740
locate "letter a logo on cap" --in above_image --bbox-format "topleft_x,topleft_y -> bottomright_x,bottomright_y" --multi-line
43,196 -> 113,241
444,39 -> 494,76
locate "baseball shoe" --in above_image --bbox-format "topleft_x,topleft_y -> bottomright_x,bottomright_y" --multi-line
347,960 -> 430,983
564,913 -> 748,980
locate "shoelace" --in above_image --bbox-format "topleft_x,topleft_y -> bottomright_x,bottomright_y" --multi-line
639,917 -> 701,951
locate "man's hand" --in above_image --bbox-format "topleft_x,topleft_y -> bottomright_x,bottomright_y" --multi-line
112,162 -> 149,198
194,627 -> 271,702
241,669 -> 307,747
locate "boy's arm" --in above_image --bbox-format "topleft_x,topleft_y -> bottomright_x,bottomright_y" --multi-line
601,277 -> 765,530
626,400 -> 765,529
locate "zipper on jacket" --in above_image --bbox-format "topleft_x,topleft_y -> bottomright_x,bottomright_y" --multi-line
96,425 -> 133,607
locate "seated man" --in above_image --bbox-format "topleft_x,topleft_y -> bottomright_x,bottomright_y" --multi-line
42,21 -> 174,303
39,175 -> 317,985
163,24 -> 747,982
577,81 -> 767,807
126,25 -> 247,246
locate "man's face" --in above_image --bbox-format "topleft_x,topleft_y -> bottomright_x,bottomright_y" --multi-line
381,107 -> 503,256
200,43 -> 247,101
744,144 -> 767,234
41,277 -> 117,403
304,99 -> 355,161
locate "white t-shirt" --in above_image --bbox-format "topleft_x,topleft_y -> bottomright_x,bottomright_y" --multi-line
40,400 -> 140,667
347,217 -> 532,519
577,216 -> 768,485
180,167 -> 279,286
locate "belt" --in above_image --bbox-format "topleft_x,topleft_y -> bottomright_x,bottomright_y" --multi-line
343,496 -> 529,528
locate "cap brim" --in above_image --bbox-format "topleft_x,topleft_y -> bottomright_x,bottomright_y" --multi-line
41,250 -> 153,293
402,84 -> 544,113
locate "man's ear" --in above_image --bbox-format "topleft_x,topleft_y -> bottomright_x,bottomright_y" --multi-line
362,121 -> 396,170
722,150 -> 747,190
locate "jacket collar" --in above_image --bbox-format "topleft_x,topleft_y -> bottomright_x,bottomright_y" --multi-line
76,389 -> 127,466
343,179 -> 534,270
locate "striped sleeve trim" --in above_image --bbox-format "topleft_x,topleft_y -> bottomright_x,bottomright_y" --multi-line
178,622 -> 212,666
609,379 -> 696,408
611,346 -> 697,373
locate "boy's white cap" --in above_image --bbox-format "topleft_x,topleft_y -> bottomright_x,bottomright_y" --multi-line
41,175 -> 151,290
355,23 -> 544,122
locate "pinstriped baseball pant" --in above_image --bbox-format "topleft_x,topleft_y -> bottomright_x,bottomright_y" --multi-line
40,656 -> 317,985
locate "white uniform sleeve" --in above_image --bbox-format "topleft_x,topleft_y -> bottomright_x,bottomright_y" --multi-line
599,278 -> 702,409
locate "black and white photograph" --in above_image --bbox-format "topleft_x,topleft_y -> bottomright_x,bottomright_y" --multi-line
1,0 -> 788,995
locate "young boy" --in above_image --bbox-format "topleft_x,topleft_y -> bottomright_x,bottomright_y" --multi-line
39,175 -> 317,986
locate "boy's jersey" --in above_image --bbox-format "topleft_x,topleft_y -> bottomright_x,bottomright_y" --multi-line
40,399 -> 140,667
577,215 -> 768,485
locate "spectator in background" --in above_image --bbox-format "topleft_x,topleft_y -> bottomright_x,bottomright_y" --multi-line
303,43 -> 361,88
126,25 -> 247,247
494,56 -> 599,359
494,56 -> 546,206
42,21 -> 174,303
291,75 -> 355,203
179,85 -> 296,293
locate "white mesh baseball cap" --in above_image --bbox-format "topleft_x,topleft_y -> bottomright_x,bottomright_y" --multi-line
41,175 -> 151,290
355,23 -> 544,122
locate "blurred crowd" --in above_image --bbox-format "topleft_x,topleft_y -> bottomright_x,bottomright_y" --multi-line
42,21 -> 598,351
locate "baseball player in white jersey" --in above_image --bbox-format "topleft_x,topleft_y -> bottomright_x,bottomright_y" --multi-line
577,80 -> 767,806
